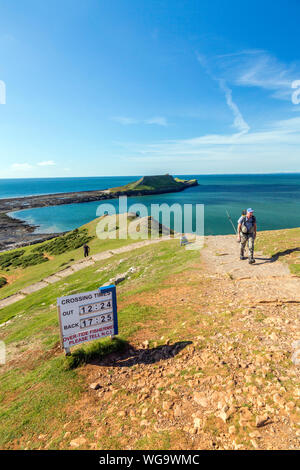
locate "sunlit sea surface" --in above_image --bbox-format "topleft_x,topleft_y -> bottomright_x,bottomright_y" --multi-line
4,174 -> 300,236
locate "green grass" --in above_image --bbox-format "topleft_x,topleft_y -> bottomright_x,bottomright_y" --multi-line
0,238 -> 194,328
3,224 -> 297,449
109,174 -> 196,193
0,249 -> 26,269
0,356 -> 83,447
0,214 -> 154,300
135,431 -> 171,450
255,227 -> 300,276
65,337 -> 128,369
0,235 -> 199,449
32,228 -> 93,256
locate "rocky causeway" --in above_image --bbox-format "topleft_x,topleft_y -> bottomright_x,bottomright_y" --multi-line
0,175 -> 198,251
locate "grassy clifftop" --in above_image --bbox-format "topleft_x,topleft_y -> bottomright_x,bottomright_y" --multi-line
0,225 -> 299,450
0,213 -> 172,302
109,174 -> 198,194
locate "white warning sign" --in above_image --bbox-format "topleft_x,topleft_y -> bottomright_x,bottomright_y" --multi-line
57,285 -> 118,354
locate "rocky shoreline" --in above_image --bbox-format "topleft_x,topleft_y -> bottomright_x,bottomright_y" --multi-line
0,212 -> 62,252
0,177 -> 198,251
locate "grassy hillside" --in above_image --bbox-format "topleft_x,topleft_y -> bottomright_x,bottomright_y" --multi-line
0,214 -> 151,301
0,225 -> 299,450
109,174 -> 197,193
0,236 -> 199,449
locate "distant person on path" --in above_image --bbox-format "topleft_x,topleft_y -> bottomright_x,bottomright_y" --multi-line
180,233 -> 188,246
83,243 -> 90,258
237,208 -> 257,264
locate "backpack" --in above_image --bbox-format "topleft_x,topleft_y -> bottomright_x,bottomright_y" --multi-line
241,215 -> 256,234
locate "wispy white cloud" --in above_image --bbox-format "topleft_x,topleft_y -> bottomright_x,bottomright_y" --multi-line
115,116 -> 300,171
11,163 -> 33,171
11,161 -> 56,172
112,116 -> 139,125
145,116 -> 168,126
215,49 -> 299,101
37,160 -> 56,166
196,52 -> 250,136
112,116 -> 168,126
218,79 -> 250,134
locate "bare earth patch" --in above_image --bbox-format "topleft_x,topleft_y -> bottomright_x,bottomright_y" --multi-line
56,235 -> 299,450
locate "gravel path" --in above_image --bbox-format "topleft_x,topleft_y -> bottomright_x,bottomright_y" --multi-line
201,234 -> 300,302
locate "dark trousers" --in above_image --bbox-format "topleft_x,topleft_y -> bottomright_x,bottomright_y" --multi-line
240,233 -> 255,259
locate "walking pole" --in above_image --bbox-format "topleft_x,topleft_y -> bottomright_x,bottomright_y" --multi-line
225,209 -> 237,235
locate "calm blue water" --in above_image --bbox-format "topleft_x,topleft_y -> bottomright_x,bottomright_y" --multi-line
4,174 -> 300,236
0,177 -> 139,199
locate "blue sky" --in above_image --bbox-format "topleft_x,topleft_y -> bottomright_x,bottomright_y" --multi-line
0,0 -> 300,178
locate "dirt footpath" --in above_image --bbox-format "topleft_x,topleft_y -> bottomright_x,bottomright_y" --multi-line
60,234 -> 300,451
201,234 -> 300,302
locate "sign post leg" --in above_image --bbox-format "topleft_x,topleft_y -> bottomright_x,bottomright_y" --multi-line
65,347 -> 71,356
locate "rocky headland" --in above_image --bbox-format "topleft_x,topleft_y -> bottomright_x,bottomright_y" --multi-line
0,175 -> 198,251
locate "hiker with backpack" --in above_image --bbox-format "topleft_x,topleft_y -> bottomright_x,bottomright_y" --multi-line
237,208 -> 257,264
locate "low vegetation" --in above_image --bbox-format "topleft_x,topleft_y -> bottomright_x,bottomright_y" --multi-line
109,174 -> 197,193
33,228 -> 93,256
65,337 -> 128,370
0,215 -> 145,300
0,230 -> 92,270
0,235 -> 198,449
0,223 -> 299,450
0,249 -> 48,270
0,250 -> 26,269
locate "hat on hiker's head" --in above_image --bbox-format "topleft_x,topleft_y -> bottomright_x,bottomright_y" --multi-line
247,208 -> 254,213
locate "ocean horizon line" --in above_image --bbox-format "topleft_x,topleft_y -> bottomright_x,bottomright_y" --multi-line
1,171 -> 300,181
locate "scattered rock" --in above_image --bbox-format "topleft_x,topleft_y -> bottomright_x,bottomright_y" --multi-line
114,273 -> 127,285
128,267 -> 137,273
216,410 -> 228,423
193,417 -> 202,429
256,414 -> 269,428
228,425 -> 236,435
90,382 -> 101,390
239,408 -> 253,427
70,436 -> 87,448
173,405 -> 182,418
193,392 -> 209,407
273,393 -> 285,407
291,340 -> 300,349
249,430 -> 261,438
251,439 -> 259,449
162,401 -> 173,411
292,349 -> 300,366
140,419 -> 150,427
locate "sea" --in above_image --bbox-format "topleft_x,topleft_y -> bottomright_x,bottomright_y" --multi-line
1,174 -> 300,236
